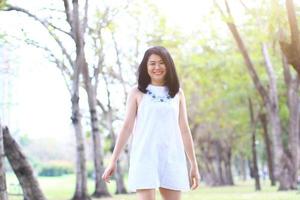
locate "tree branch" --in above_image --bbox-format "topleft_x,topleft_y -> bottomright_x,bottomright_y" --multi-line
96,99 -> 107,114
5,5 -> 72,37
215,0 -> 269,104
4,5 -> 74,68
111,30 -> 128,105
93,27 -> 104,93
24,38 -> 72,94
63,0 -> 73,28
82,0 -> 89,34
286,0 -> 300,46
280,0 -> 300,76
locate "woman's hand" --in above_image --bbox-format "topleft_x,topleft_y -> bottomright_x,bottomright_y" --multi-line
101,161 -> 116,183
190,165 -> 200,190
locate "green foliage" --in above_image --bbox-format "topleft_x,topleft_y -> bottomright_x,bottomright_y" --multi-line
86,161 -> 94,179
175,27 -> 254,157
37,161 -> 94,178
0,0 -> 7,10
19,133 -> 31,146
38,161 -> 74,177
103,135 -> 113,153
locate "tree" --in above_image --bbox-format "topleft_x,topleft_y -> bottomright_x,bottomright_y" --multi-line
279,0 -> 300,185
248,98 -> 261,191
72,0 -> 111,197
3,126 -> 46,200
2,1 -> 93,198
67,1 -> 91,199
0,120 -> 8,200
259,112 -> 276,185
280,0 -> 300,76
215,0 -> 299,190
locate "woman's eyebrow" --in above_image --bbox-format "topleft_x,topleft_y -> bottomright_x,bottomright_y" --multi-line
148,59 -> 163,62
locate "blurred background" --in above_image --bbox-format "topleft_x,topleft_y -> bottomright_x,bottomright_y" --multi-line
0,0 -> 300,199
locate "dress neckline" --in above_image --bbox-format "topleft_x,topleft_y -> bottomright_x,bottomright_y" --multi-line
147,83 -> 168,94
148,83 -> 167,89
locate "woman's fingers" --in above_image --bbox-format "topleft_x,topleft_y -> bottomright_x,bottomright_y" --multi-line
101,162 -> 117,184
191,176 -> 200,190
101,172 -> 107,182
102,168 -> 112,183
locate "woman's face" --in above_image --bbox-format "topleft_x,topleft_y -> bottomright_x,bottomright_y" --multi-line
147,54 -> 166,83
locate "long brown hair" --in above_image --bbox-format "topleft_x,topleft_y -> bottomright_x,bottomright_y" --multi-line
137,46 -> 180,98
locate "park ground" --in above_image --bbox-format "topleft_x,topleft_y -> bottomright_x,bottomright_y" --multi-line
5,173 -> 300,200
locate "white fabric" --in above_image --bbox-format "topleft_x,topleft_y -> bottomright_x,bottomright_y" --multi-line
127,84 -> 190,192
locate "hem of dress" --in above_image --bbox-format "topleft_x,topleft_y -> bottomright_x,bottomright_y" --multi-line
128,184 -> 190,193
159,185 -> 190,192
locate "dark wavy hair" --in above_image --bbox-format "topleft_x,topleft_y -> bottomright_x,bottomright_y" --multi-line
137,46 -> 180,98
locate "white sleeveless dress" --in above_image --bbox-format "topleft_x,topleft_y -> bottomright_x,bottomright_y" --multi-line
127,83 -> 190,192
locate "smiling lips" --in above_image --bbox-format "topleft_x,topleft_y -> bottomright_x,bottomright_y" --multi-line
153,71 -> 164,75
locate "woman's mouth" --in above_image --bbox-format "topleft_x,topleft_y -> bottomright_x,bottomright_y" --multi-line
153,71 -> 163,75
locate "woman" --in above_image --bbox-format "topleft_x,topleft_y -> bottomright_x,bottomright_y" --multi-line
102,46 -> 200,200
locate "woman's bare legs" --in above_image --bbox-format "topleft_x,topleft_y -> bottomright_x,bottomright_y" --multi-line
136,189 -> 156,200
159,187 -> 181,200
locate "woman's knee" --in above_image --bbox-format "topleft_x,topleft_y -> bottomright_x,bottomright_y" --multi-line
136,188 -> 156,200
159,187 -> 181,200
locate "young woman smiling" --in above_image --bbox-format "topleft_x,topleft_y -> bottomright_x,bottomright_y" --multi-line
102,46 -> 200,200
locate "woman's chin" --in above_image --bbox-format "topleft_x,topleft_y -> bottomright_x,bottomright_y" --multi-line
151,75 -> 165,80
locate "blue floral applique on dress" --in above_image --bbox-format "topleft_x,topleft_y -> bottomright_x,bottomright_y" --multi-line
146,89 -> 171,103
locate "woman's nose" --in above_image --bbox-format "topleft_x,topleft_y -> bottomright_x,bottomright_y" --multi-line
154,63 -> 161,68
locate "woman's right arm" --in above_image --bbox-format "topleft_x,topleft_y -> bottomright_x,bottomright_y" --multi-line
102,86 -> 138,183
109,86 -> 138,163
102,87 -> 138,183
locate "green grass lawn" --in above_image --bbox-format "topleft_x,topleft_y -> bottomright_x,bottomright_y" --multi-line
6,173 -> 299,200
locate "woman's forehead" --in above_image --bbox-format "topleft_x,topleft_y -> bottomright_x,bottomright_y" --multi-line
148,54 -> 163,61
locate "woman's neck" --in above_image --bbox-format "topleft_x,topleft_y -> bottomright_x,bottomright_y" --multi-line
150,81 -> 165,86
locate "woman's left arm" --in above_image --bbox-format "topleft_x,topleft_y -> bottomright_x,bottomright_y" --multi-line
178,88 -> 200,189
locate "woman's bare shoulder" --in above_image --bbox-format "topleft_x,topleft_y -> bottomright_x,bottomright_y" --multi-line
129,84 -> 138,93
128,84 -> 143,98
178,87 -> 184,97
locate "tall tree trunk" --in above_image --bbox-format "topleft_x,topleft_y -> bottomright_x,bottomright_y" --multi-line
90,100 -> 110,197
248,98 -> 261,191
223,147 -> 234,185
201,139 -> 234,186
282,53 -> 300,189
81,12 -> 111,196
259,113 -> 276,186
0,121 -> 8,200
215,141 -> 224,185
280,0 -> 300,182
82,67 -> 110,197
248,159 -> 254,179
71,1 -> 91,199
218,0 -> 294,190
201,144 -> 215,186
71,10 -> 89,200
2,127 -> 46,200
114,160 -> 127,194
199,139 -> 221,186
71,91 -> 90,200
240,155 -> 247,181
260,43 -> 295,190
